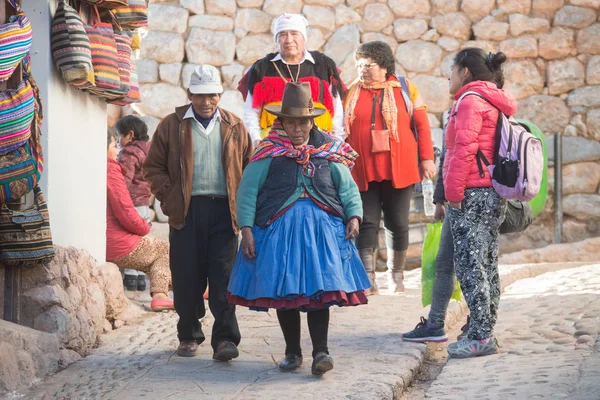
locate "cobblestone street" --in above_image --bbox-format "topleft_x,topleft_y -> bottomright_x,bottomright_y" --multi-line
19,263 -> 600,399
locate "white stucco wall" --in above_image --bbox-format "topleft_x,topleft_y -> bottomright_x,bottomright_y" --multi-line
24,1 -> 107,263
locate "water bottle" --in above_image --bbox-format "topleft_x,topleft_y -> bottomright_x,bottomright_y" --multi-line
422,179 -> 435,217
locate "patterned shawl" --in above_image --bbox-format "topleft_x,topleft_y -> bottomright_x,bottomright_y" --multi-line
344,78 -> 401,141
251,122 -> 359,177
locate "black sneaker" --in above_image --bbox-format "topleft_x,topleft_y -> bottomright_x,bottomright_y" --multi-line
402,317 -> 448,343
123,270 -> 138,291
137,272 -> 147,291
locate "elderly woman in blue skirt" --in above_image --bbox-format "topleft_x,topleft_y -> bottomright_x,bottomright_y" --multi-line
227,82 -> 370,376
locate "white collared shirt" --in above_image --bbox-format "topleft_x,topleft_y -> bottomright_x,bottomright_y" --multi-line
242,51 -> 345,143
183,106 -> 222,136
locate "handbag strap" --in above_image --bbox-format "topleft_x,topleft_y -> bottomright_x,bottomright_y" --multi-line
6,0 -> 22,12
370,90 -> 387,131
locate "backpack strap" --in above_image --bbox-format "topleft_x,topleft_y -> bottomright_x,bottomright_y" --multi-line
397,76 -> 418,144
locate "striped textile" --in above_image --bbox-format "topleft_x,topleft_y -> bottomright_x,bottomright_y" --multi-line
102,0 -> 147,30
0,185 -> 54,266
251,122 -> 358,177
113,32 -> 131,94
51,1 -> 94,89
0,77 -> 35,155
0,0 -> 32,82
0,141 -> 38,204
109,55 -> 140,105
84,21 -> 122,98
81,0 -> 128,7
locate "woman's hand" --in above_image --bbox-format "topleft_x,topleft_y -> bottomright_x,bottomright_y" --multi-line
434,202 -> 446,222
241,227 -> 256,259
448,201 -> 462,210
420,159 -> 437,180
345,217 -> 360,240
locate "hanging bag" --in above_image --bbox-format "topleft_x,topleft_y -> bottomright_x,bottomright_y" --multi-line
51,0 -> 95,89
83,6 -> 122,98
0,0 -> 33,82
109,54 -> 140,105
101,0 -> 147,30
80,0 -> 128,7
0,185 -> 55,266
370,92 -> 390,153
113,31 -> 132,95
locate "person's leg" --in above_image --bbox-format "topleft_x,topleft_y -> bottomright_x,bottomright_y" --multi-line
205,198 -> 241,356
307,309 -> 330,357
381,182 -> 413,292
402,212 -> 454,342
447,189 -> 502,358
307,309 -> 333,375
486,199 -> 505,332
428,214 -> 455,326
276,309 -> 302,357
112,237 -> 170,296
169,197 -> 207,350
356,181 -> 382,295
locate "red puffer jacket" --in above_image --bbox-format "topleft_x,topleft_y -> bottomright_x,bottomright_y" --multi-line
118,140 -> 151,207
443,80 -> 518,203
106,158 -> 151,261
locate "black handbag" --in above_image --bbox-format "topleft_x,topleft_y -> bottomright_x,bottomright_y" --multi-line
499,199 -> 533,234
0,185 -> 54,266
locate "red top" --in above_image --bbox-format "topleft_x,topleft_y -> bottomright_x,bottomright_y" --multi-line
345,76 -> 434,192
444,80 -> 517,202
106,158 -> 150,261
118,140 -> 151,207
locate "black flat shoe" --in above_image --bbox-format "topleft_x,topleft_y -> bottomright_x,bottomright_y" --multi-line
311,352 -> 333,376
279,354 -> 303,372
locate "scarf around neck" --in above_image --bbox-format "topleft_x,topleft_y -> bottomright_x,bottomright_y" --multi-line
344,78 -> 401,141
251,122 -> 359,177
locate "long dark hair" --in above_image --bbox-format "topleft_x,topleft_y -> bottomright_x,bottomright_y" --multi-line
453,48 -> 507,89
115,115 -> 150,142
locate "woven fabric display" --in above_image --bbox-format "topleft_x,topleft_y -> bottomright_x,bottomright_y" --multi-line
0,185 -> 55,267
84,7 -> 122,98
113,32 -> 132,95
80,0 -> 128,7
102,0 -> 147,30
0,142 -> 37,204
0,76 -> 35,155
109,55 -> 140,105
51,0 -> 95,89
0,0 -> 32,82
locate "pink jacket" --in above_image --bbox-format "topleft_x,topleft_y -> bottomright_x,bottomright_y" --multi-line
443,80 -> 518,203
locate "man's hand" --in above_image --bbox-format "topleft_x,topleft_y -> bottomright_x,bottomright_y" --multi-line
345,217 -> 360,240
241,227 -> 256,259
434,202 -> 446,222
420,159 -> 437,180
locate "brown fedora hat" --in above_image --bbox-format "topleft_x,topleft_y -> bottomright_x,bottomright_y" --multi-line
264,82 -> 326,119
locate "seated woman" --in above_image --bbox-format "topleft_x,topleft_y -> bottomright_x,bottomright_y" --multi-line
227,82 -> 370,376
115,115 -> 152,221
106,130 -> 174,312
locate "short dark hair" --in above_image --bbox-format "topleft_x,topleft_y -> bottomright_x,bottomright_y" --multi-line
115,115 -> 149,142
355,41 -> 395,78
107,128 -> 116,150
453,48 -> 507,89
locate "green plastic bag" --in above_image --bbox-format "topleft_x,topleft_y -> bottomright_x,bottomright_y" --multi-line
421,222 -> 461,307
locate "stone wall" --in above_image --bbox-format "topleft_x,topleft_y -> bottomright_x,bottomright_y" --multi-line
121,0 -> 600,251
0,247 -> 143,394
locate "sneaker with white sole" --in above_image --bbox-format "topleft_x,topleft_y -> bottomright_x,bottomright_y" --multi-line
402,317 -> 448,343
447,337 -> 498,358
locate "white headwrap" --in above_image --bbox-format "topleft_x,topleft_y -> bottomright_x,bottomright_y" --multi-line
273,13 -> 308,44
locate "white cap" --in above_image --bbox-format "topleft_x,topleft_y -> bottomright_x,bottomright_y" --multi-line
188,65 -> 223,95
273,13 -> 308,44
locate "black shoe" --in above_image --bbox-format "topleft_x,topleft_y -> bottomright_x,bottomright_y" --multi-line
402,317 -> 448,343
123,271 -> 137,291
279,353 -> 303,372
213,341 -> 239,361
137,272 -> 147,291
311,352 -> 333,376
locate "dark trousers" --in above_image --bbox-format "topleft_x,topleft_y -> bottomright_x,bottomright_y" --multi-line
169,196 -> 241,351
276,309 -> 330,358
355,180 -> 414,251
